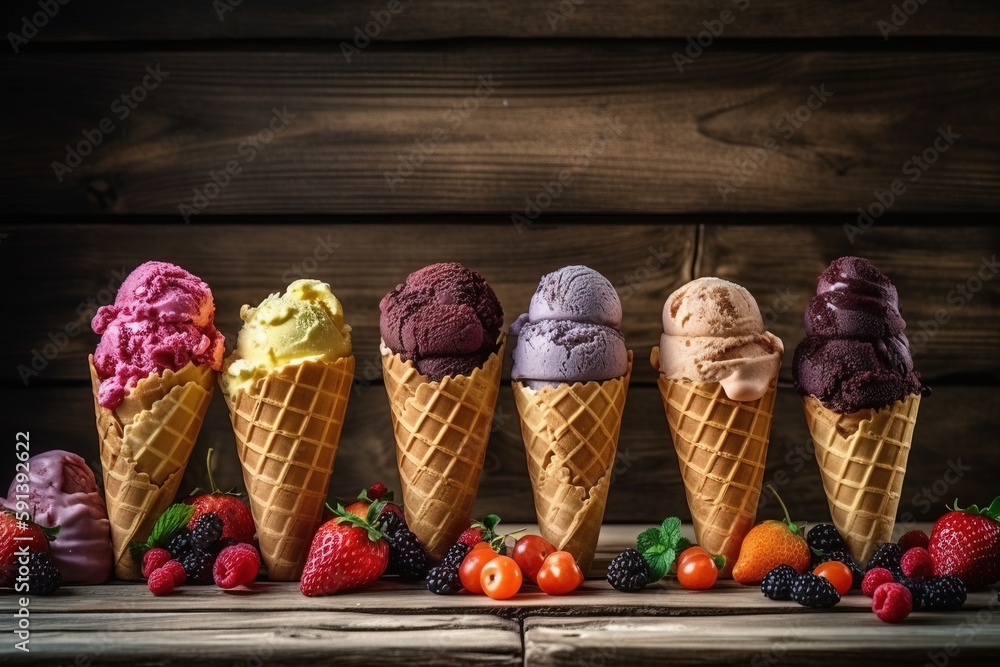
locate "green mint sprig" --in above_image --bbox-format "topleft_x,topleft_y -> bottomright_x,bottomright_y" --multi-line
636,517 -> 692,581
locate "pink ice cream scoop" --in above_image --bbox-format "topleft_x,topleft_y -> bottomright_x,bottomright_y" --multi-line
92,261 -> 225,409
1,450 -> 113,584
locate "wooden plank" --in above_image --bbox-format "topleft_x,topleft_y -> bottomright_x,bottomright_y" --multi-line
22,581 -> 999,617
523,612 -> 1000,666
0,612 -> 521,666
0,222 -> 693,384
698,225 -> 1000,383
8,0 -> 999,40
2,50 -> 998,214
1,384 -> 996,528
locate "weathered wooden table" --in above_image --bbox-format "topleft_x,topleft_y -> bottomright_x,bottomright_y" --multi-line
7,527 -> 1000,666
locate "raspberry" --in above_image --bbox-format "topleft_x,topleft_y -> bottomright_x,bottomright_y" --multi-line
426,565 -> 462,595
148,568 -> 176,596
761,564 -> 799,601
142,548 -> 172,579
862,568 -> 896,597
873,582 -> 912,623
901,547 -> 933,581
213,543 -> 260,589
191,513 -> 223,551
367,482 -> 389,500
27,552 -> 61,596
442,543 -> 472,570
898,530 -> 929,553
790,572 -> 840,608
161,560 -> 187,586
867,543 -> 904,578
606,549 -> 650,593
918,576 -> 967,611
806,524 -> 845,560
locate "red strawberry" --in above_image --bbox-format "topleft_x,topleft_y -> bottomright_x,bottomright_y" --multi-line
928,498 -> 1000,589
0,511 -> 55,585
300,502 -> 389,597
184,449 -> 256,543
458,514 -> 502,548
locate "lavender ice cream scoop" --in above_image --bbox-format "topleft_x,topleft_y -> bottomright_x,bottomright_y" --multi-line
2,450 -> 113,584
512,266 -> 629,388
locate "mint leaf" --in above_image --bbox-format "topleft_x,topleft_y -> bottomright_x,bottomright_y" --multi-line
636,517 -> 689,582
636,527 -> 661,556
147,503 -> 195,548
661,516 -> 682,540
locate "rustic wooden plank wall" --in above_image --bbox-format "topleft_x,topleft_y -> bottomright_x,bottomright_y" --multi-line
1,0 -> 997,526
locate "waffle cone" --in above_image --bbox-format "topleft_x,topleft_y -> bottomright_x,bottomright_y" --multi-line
223,356 -> 355,581
88,356 -> 215,580
512,353 -> 632,575
803,394 -> 920,564
381,336 -> 505,560
658,373 -> 776,578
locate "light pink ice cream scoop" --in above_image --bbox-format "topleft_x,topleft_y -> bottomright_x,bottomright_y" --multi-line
2,450 -> 113,584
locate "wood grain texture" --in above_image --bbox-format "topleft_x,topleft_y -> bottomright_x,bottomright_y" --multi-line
0,222 -> 693,384
3,384 -> 995,526
1,612 -> 521,666
523,612 -> 1000,666
2,49 -> 998,214
7,0 -> 999,40
23,580 -> 998,617
3,223 -> 998,385
699,225 -> 1000,383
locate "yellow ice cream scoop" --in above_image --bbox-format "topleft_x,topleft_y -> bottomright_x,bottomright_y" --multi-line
221,279 -> 352,395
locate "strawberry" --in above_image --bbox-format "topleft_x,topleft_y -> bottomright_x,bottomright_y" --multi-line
184,448 -> 255,543
300,501 -> 389,597
733,486 -> 811,585
458,514 -> 502,549
928,498 -> 1000,589
343,483 -> 404,521
0,511 -> 56,585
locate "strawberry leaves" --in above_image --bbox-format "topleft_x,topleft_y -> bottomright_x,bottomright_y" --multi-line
636,517 -> 691,581
949,497 -> 1000,521
330,501 -> 387,543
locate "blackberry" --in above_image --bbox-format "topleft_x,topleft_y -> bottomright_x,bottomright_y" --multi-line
806,524 -> 845,561
790,572 -> 841,608
918,576 -> 967,611
867,543 -> 904,578
761,564 -> 799,601
27,552 -> 62,595
426,565 -> 462,595
191,513 -> 223,551
896,576 -> 925,608
607,549 -> 650,593
442,542 -> 471,570
181,550 -> 215,585
388,528 -> 428,582
166,529 -> 192,560
816,550 -> 864,590
379,511 -> 406,538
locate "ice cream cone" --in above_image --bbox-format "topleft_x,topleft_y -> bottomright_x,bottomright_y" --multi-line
88,355 -> 215,580
512,353 -> 632,574
223,356 -> 355,581
658,373 -> 776,578
381,336 -> 506,560
803,393 -> 920,564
